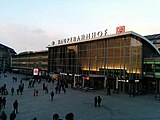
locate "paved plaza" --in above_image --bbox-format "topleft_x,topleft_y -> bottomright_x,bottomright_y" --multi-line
0,72 -> 160,120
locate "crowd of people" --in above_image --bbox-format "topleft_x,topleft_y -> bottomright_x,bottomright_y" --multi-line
0,72 -> 104,120
0,72 -> 75,120
52,112 -> 74,120
0,99 -> 18,120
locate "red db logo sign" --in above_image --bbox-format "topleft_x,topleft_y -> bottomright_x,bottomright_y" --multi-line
116,26 -> 125,34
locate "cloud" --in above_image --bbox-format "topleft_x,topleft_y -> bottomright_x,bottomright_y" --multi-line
0,21 -> 54,53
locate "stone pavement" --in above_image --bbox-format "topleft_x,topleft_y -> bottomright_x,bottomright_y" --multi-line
0,72 -> 160,120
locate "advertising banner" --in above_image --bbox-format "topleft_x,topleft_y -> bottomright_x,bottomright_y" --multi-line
33,68 -> 39,76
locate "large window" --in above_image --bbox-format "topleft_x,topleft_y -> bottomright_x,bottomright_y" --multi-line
48,34 -> 144,80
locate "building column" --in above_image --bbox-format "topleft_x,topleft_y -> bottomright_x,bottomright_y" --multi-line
73,75 -> 76,87
116,76 -> 119,90
104,76 -> 107,89
82,77 -> 85,87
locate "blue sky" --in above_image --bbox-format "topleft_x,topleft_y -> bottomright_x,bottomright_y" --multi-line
0,0 -> 160,53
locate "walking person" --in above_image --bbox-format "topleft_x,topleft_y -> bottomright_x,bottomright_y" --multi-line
36,89 -> 38,96
63,87 -> 66,94
32,117 -> 37,120
33,89 -> 36,96
0,97 -> 2,110
2,97 -> 6,109
12,77 -> 15,82
11,87 -> 14,95
10,111 -> 16,120
97,96 -> 102,107
42,83 -> 45,90
45,85 -> 48,94
53,113 -> 62,120
28,80 -> 32,88
55,86 -> 58,94
13,100 -> 18,114
94,96 -> 97,107
65,113 -> 74,120
0,111 -> 7,120
50,91 -> 54,101
107,86 -> 111,95
16,88 -> 19,95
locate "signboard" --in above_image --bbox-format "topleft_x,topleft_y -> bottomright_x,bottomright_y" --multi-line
33,68 -> 39,76
116,26 -> 125,34
52,29 -> 108,46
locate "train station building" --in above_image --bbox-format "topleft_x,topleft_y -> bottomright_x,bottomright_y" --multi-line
47,27 -> 160,93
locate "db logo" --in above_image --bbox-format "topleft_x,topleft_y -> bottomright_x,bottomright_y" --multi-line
116,26 -> 125,34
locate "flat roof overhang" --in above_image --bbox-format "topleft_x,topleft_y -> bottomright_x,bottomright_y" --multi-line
47,31 -> 160,55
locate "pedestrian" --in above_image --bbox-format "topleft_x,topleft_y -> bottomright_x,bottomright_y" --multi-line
53,113 -> 62,120
32,117 -> 37,120
32,79 -> 35,87
94,96 -> 97,107
28,80 -> 32,88
0,97 -> 2,110
10,111 -> 16,120
65,113 -> 74,120
63,87 -> 66,94
16,88 -> 19,95
15,77 -> 17,82
33,89 -> 36,96
132,89 -> 135,97
55,86 -> 58,94
50,91 -> 54,101
0,111 -> 7,120
2,97 -> 6,108
97,96 -> 102,107
36,89 -> 38,96
107,86 -> 111,95
12,77 -> 15,82
43,83 -> 45,90
45,85 -> 48,94
22,83 -> 24,92
11,87 -> 14,95
13,100 -> 18,114
19,84 -> 23,95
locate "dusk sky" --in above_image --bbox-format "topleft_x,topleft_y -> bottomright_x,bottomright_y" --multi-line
0,0 -> 160,54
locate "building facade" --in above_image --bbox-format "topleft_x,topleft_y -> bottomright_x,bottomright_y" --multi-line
143,57 -> 160,93
145,34 -> 160,50
11,50 -> 48,77
0,44 -> 16,72
48,31 -> 160,92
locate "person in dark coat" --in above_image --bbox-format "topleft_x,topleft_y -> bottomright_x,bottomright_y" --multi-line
36,89 -> 38,96
2,97 -> 6,108
45,85 -> 48,94
10,111 -> 16,120
94,96 -> 97,107
50,91 -> 54,101
13,100 -> 18,114
33,89 -> 36,96
65,113 -> 74,120
0,111 -> 7,120
32,117 -> 37,120
107,86 -> 111,95
11,87 -> 14,95
55,86 -> 58,94
0,97 -> 2,110
43,83 -> 45,90
97,96 -> 102,107
53,113 -> 62,120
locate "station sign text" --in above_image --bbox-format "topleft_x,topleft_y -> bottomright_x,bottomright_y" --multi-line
56,29 -> 108,45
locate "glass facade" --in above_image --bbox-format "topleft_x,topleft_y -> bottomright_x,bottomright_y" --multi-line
48,32 -> 160,90
49,34 -> 143,79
